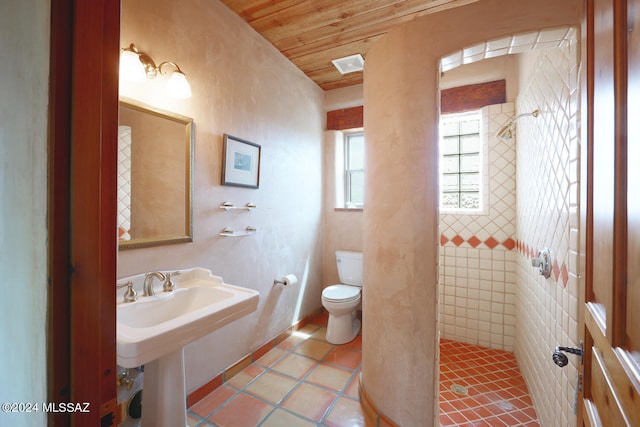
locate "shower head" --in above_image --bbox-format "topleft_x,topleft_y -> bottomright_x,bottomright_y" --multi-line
495,109 -> 540,140
496,123 -> 514,140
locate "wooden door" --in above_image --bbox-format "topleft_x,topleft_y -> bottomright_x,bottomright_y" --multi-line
48,0 -> 120,425
580,0 -> 640,425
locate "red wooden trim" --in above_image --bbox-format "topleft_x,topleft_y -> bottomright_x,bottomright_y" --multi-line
440,80 -> 506,114
68,0 -> 120,424
327,106 -> 363,130
612,0 -> 628,346
48,1 -> 73,424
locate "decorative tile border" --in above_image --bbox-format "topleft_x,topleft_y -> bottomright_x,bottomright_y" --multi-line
440,233 -> 515,250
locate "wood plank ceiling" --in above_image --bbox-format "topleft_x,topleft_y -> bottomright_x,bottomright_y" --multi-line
220,0 -> 476,91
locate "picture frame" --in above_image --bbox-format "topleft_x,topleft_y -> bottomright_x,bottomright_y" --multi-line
222,134 -> 261,188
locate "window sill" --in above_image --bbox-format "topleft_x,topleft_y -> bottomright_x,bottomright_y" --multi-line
334,207 -> 363,212
440,208 -> 487,216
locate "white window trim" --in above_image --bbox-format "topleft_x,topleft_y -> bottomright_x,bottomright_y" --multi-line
439,110 -> 489,215
333,128 -> 364,210
344,130 -> 364,209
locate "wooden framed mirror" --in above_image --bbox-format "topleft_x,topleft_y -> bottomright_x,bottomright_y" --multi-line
117,97 -> 193,250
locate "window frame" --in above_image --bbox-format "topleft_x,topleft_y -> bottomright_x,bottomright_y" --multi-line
439,110 -> 484,213
344,130 -> 365,209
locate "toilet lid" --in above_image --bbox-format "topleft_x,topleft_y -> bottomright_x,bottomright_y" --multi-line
322,285 -> 360,302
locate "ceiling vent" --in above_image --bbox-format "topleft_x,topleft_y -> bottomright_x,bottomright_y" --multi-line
331,54 -> 365,74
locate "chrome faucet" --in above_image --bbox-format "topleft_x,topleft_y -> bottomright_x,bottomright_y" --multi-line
143,271 -> 166,296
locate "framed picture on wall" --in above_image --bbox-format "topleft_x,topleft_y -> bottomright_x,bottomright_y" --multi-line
222,134 -> 261,188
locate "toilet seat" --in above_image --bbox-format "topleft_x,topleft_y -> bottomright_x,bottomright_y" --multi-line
322,284 -> 360,303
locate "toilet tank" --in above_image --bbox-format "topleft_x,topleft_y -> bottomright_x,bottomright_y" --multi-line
335,251 -> 363,286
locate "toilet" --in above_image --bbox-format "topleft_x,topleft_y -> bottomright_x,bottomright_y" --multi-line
322,250 -> 363,344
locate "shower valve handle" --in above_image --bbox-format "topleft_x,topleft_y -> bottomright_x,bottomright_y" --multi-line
531,248 -> 551,279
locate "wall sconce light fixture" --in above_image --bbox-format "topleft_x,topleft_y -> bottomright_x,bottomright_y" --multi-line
120,43 -> 192,99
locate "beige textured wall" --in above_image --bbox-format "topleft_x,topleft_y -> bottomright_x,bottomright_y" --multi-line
322,86 -> 365,287
515,43 -> 580,427
362,0 -> 579,424
0,2 -> 49,424
118,0 -> 325,392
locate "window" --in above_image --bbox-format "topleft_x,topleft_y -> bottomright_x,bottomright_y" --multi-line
344,131 -> 364,208
440,112 -> 482,210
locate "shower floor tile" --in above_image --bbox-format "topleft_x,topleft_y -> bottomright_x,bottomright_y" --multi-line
439,338 -> 540,426
187,314 -> 539,426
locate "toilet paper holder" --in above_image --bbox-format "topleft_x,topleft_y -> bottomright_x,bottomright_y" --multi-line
273,274 -> 297,287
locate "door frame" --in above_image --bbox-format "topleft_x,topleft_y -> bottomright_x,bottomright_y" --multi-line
48,0 -> 120,424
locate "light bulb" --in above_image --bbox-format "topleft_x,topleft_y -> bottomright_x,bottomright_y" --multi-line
166,71 -> 192,99
120,50 -> 146,82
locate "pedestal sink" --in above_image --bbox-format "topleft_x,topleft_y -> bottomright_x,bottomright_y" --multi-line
116,268 -> 259,427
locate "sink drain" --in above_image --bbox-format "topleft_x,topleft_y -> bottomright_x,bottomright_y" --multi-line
451,384 -> 468,395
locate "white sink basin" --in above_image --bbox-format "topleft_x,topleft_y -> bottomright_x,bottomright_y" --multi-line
118,287 -> 235,328
116,268 -> 259,427
117,267 -> 259,368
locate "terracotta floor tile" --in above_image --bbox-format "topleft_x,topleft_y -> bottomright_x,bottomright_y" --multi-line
440,413 -> 455,426
438,340 -> 540,426
226,363 -> 264,389
244,371 -> 299,404
500,415 -> 522,426
447,410 -> 469,425
523,407 -> 538,419
324,346 -> 362,370
260,408 -> 316,427
311,326 -> 329,342
277,333 -> 308,351
281,382 -> 337,422
449,396 -> 471,411
324,396 -> 367,427
187,413 -> 201,426
272,352 -> 318,379
472,405 -> 494,419
310,311 -> 329,325
296,323 -> 321,336
190,321 -> 540,427
208,392 -> 273,427
294,338 -> 335,360
459,407 -> 480,422
440,401 -> 456,414
254,346 -> 286,368
306,364 -> 353,391
344,374 -> 360,399
189,384 -> 236,418
342,334 -> 363,351
511,407 -> 536,423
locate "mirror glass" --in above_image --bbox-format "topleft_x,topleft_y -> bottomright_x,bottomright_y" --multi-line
118,97 -> 193,250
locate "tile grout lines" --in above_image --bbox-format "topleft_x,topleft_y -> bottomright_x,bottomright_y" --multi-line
188,321 -> 363,427
439,339 -> 539,427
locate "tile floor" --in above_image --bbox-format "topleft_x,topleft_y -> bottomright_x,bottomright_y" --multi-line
439,339 -> 539,426
186,313 -> 539,427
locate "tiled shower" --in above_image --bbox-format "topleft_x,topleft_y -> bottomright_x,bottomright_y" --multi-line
439,30 -> 581,427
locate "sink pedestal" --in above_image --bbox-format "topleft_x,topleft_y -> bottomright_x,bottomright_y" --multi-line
141,348 -> 187,427
116,268 -> 260,426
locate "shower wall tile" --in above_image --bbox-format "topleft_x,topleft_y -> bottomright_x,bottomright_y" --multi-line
439,103 -> 517,352
514,38 -> 580,427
